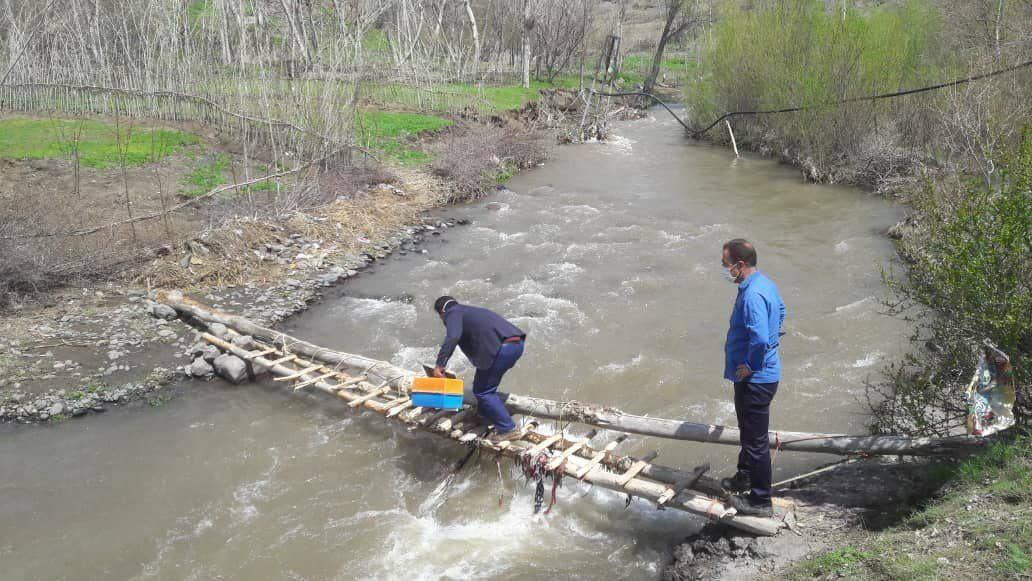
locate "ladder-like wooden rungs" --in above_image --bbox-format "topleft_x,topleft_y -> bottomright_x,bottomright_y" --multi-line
458,426 -> 490,443
525,433 -> 564,458
616,451 -> 659,487
436,408 -> 473,432
385,400 -> 414,418
293,372 -> 336,391
372,395 -> 409,412
334,374 -> 368,390
266,354 -> 298,366
656,464 -> 710,505
244,347 -> 278,360
273,364 -> 323,382
575,435 -> 628,479
549,429 -> 598,470
487,421 -> 538,451
348,386 -> 390,408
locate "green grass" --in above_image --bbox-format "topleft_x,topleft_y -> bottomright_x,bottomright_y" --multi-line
790,432 -> 1032,579
356,110 -> 451,164
181,153 -> 230,197
0,118 -> 198,169
202,75 -> 580,119
187,0 -> 213,24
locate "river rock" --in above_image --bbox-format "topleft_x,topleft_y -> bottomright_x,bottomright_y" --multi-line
48,402 -> 64,416
230,335 -> 255,350
150,303 -> 178,320
189,342 -> 206,357
208,323 -> 229,338
190,357 -> 214,378
213,354 -> 248,384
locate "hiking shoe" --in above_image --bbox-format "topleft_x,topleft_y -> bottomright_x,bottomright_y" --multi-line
487,429 -> 521,444
727,494 -> 773,517
720,472 -> 751,493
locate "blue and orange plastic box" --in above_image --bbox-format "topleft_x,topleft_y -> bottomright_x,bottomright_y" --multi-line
411,377 -> 464,410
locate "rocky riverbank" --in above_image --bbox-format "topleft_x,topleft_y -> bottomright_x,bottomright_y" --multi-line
0,210 -> 473,424
662,456 -> 941,580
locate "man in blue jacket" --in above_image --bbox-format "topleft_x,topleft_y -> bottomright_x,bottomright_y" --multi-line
432,296 -> 526,443
719,239 -> 786,517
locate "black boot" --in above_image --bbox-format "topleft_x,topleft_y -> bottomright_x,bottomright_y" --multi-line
728,494 -> 773,517
720,472 -> 750,493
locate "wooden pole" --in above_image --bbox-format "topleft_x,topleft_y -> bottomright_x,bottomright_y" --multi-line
725,119 -> 739,158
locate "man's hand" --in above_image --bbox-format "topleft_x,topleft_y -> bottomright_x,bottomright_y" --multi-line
736,364 -> 753,381
431,366 -> 446,378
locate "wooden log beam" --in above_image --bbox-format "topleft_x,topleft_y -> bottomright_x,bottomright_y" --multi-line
158,291 -> 415,393
502,394 -> 986,457
159,292 -> 983,457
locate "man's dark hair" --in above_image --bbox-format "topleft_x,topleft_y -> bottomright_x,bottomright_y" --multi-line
723,238 -> 757,267
434,295 -> 458,314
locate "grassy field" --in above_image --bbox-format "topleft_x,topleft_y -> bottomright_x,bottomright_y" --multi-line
356,109 -> 452,164
789,432 -> 1032,579
0,118 -> 198,169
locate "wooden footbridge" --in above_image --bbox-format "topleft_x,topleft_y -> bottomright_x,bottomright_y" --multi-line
156,291 -> 987,537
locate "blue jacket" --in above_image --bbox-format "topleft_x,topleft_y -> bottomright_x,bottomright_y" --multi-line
436,304 -> 526,370
724,271 -> 785,383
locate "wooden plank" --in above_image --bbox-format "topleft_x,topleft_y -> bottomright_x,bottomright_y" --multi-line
546,429 -> 598,471
436,408 -> 474,432
616,451 -> 659,487
265,354 -> 297,366
458,425 -> 491,443
348,386 -> 390,408
400,406 -> 424,422
293,372 -> 336,391
656,464 -> 710,505
575,435 -> 628,479
386,400 -> 414,418
273,364 -> 323,382
370,395 -> 409,412
420,408 -> 456,428
484,421 -> 538,452
524,433 -> 564,457
244,347 -> 278,360
334,374 -> 368,390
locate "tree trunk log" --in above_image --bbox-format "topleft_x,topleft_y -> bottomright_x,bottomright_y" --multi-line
157,291 -> 987,458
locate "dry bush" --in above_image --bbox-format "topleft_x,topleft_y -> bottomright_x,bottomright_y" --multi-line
431,120 -> 549,200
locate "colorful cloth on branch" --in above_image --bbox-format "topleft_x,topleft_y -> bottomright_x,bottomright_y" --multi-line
965,344 -> 1016,437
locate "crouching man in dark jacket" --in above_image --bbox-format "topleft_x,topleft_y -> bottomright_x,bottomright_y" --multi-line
432,296 -> 526,443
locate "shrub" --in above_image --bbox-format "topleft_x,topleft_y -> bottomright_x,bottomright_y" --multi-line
871,130 -> 1032,435
687,0 -> 939,185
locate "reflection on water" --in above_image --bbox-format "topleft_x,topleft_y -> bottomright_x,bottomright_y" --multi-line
1,112 -> 907,579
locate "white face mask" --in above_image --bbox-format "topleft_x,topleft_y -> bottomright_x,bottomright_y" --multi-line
723,266 -> 738,283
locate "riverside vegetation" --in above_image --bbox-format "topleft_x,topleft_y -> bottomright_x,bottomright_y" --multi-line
682,0 -> 1031,577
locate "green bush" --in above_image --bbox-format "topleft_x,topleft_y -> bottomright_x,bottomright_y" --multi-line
687,0 -> 939,183
873,131 -> 1032,434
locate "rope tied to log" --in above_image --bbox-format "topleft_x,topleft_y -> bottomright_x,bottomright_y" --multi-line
705,498 -> 722,521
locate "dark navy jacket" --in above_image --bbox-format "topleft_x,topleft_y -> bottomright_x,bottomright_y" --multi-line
435,304 -> 526,370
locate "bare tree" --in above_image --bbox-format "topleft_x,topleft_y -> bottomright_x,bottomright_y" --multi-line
642,0 -> 704,97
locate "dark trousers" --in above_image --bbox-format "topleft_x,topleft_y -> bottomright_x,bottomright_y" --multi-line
734,381 -> 779,501
472,341 -> 523,433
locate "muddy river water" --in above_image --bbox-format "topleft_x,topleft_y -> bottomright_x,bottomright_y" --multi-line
2,113 -> 909,579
